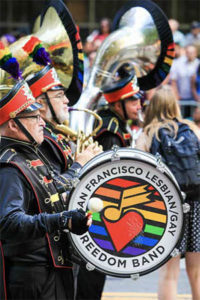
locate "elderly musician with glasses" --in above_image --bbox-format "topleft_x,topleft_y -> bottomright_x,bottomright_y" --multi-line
0,46 -> 93,300
23,36 -> 102,180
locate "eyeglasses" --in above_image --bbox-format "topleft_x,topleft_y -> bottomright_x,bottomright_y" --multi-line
39,93 -> 67,101
53,94 -> 67,100
16,114 -> 42,123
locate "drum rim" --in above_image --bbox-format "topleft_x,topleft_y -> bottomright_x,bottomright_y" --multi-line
68,152 -> 185,277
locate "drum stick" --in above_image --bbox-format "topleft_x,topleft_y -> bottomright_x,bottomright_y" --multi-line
88,197 -> 104,213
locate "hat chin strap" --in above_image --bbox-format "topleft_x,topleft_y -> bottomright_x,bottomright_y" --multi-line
14,118 -> 38,147
44,92 -> 60,124
121,100 -> 128,120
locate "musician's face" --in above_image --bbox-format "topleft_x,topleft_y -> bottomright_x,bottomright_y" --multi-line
8,111 -> 45,144
37,89 -> 69,124
125,98 -> 141,121
47,89 -> 69,124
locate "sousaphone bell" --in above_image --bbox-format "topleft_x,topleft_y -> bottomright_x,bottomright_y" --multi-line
9,0 -> 84,106
70,0 -> 175,134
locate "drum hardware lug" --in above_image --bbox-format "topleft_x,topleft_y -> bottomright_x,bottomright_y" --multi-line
71,177 -> 80,188
86,262 -> 95,271
181,191 -> 187,201
182,202 -> 190,213
155,153 -> 165,173
111,153 -> 120,161
170,248 -> 180,257
130,273 -> 140,280
111,145 -> 120,161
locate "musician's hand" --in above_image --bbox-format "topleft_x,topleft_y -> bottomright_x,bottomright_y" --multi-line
75,143 -> 103,166
59,208 -> 92,235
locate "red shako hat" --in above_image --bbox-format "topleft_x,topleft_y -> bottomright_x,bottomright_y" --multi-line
0,41 -> 41,125
102,73 -> 142,104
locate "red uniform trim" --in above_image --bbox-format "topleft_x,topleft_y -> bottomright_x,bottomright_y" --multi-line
95,129 -> 127,147
0,241 -> 7,300
44,135 -> 68,171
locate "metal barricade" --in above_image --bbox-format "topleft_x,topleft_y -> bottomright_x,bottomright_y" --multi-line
179,100 -> 200,119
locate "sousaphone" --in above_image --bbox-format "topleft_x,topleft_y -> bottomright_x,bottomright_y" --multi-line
9,0 -> 84,106
70,0 -> 175,133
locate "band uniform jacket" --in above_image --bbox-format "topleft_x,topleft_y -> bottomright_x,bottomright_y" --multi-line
94,106 -> 131,151
41,122 -> 81,177
0,137 -> 74,299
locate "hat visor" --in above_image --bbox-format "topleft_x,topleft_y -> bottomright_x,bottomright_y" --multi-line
125,91 -> 143,100
133,91 -> 143,99
49,85 -> 65,91
23,102 -> 42,113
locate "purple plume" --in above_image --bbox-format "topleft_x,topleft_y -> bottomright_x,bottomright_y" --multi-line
3,57 -> 22,80
33,47 -> 52,66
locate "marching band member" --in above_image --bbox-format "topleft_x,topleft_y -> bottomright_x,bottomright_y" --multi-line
76,71 -> 142,300
94,71 -> 142,150
0,45 -> 92,300
22,36 -> 102,178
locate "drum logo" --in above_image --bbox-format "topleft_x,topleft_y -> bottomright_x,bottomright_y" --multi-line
69,161 -> 183,277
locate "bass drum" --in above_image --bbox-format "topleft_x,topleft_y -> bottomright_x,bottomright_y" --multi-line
67,148 -> 185,278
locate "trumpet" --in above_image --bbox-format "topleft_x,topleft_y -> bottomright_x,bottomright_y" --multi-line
56,107 -> 103,157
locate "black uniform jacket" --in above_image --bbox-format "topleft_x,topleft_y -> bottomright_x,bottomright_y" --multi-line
41,122 -> 81,177
0,137 -> 75,299
94,106 -> 131,150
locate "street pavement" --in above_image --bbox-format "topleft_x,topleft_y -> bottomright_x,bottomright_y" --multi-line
102,259 -> 191,300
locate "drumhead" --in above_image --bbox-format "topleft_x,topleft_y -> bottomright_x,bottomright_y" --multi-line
68,148 -> 184,277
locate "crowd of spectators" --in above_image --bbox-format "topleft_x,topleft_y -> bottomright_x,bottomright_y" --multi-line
169,20 -> 200,106
83,18 -> 111,86
144,20 -> 200,120
83,18 -> 200,119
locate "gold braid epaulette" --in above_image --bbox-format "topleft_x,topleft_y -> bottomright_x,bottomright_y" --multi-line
107,117 -> 119,134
